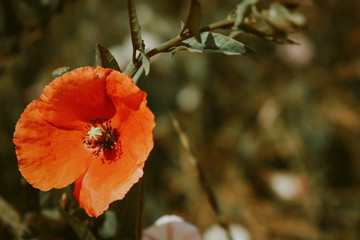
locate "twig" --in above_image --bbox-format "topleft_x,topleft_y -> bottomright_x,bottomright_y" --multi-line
135,176 -> 145,240
170,112 -> 234,240
125,18 -> 235,78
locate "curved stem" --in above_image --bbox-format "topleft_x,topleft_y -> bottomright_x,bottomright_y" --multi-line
147,18 -> 234,57
125,18 -> 234,78
135,176 -> 145,240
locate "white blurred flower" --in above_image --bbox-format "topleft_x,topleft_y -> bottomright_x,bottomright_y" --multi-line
203,224 -> 251,240
276,33 -> 314,66
142,215 -> 202,240
269,171 -> 308,201
176,84 -> 202,112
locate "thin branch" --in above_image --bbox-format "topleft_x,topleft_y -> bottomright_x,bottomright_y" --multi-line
135,176 -> 145,240
170,113 -> 234,240
125,18 -> 235,78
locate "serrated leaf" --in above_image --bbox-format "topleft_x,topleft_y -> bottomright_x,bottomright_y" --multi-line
60,209 -> 97,240
172,32 -> 253,55
180,0 -> 202,43
95,44 -> 121,71
127,0 -> 145,63
52,66 -> 70,80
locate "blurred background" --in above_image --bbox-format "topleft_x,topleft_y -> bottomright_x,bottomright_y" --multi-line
1,0 -> 360,239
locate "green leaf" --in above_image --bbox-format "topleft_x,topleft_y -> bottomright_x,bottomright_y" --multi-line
0,196 -> 29,238
180,0 -> 202,43
60,209 -> 97,240
172,32 -> 253,55
95,44 -> 121,71
97,211 -> 117,239
52,66 -> 70,80
140,52 -> 150,76
127,0 -> 145,62
126,0 -> 151,77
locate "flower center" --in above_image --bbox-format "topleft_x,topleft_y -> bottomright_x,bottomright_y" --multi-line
82,118 -> 121,162
88,127 -> 103,140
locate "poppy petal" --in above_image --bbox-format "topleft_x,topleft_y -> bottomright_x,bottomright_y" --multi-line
74,112 -> 155,216
74,158 -> 144,217
105,70 -> 155,162
74,87 -> 155,217
106,71 -> 155,165
37,67 -> 116,130
106,71 -> 145,110
117,103 -> 155,165
105,71 -> 146,123
14,67 -> 155,217
14,101 -> 91,191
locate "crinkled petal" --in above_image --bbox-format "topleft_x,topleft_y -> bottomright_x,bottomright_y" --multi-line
74,73 -> 155,217
14,101 -> 91,191
74,111 -> 155,216
106,70 -> 155,165
105,71 -> 146,122
37,67 -> 116,130
116,102 -> 155,165
74,157 -> 144,217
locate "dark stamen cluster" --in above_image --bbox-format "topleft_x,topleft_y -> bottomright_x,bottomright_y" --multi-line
82,118 -> 121,162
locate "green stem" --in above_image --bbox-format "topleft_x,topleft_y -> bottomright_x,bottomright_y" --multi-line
125,18 -> 234,78
147,18 -> 234,57
135,176 -> 145,240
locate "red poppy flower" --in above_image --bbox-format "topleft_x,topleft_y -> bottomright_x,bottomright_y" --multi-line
13,67 -> 155,217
